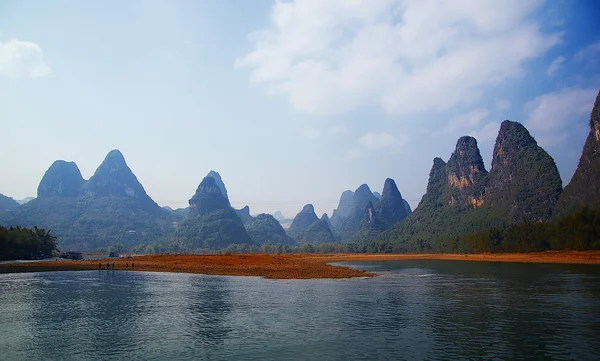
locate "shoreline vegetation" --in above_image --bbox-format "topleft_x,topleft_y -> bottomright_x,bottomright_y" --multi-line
1,251 -> 599,279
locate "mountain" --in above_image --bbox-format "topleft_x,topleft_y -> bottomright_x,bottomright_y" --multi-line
554,90 -> 600,216
273,211 -> 287,221
37,160 -> 85,198
245,214 -> 295,245
85,150 -> 162,212
375,178 -> 410,228
373,192 -> 382,200
485,121 -> 562,222
0,150 -> 170,250
235,205 -> 253,224
174,175 -> 253,249
379,123 -> 563,251
337,184 -> 380,240
330,190 -> 354,230
303,216 -> 336,244
0,194 -> 19,212
286,204 -> 319,242
206,170 -> 229,203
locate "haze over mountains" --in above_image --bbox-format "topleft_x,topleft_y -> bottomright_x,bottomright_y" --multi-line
1,91 -> 599,251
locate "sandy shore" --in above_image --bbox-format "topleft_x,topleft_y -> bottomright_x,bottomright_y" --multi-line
0,251 -> 598,279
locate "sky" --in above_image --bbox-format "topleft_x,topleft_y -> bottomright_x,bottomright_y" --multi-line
1,0 -> 599,218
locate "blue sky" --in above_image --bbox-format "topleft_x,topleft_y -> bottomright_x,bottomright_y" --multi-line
1,0 -> 599,218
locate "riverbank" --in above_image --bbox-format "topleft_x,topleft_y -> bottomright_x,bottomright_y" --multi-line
0,251 -> 598,279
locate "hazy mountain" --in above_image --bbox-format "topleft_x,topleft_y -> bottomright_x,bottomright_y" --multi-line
235,205 -> 253,224
175,175 -> 253,249
206,170 -> 229,203
0,194 -> 19,212
286,204 -> 319,242
245,213 -> 295,245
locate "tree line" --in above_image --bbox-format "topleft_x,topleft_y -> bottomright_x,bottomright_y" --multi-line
0,226 -> 58,261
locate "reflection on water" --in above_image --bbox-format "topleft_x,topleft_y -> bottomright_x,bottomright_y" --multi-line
0,261 -> 599,361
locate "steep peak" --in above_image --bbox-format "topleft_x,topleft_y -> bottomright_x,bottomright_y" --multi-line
425,157 -> 447,194
273,210 -> 286,221
446,136 -> 487,194
373,192 -> 382,199
286,203 -> 319,241
206,170 -> 229,202
376,178 -> 409,227
355,184 -> 373,197
302,204 -> 315,213
188,176 -> 231,217
86,150 -> 158,208
494,120 -> 537,158
592,90 -> 600,142
37,160 -> 85,198
320,213 -> 330,222
382,178 -> 402,199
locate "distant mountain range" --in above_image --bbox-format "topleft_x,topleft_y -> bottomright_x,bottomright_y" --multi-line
1,90 -> 598,251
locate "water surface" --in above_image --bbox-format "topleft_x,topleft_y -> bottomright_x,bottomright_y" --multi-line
1,260 -> 599,360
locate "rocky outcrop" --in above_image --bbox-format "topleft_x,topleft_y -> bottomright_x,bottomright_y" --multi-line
286,204 -> 319,241
338,184 -> 380,240
37,160 -> 85,198
375,178 -> 410,228
177,175 -> 253,249
554,90 -> 600,216
485,121 -> 562,221
446,137 -> 488,208
206,170 -> 229,204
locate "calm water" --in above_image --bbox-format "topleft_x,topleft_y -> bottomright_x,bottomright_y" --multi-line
1,260 -> 599,360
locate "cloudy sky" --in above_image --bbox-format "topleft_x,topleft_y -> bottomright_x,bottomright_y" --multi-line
1,0 -> 599,218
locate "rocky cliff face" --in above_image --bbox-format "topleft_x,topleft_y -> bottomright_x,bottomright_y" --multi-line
446,137 -> 488,208
37,160 -> 85,198
206,170 -> 230,204
337,184 -> 379,239
554,90 -> 600,216
485,120 -> 562,221
286,204 -> 319,241
188,177 -> 231,217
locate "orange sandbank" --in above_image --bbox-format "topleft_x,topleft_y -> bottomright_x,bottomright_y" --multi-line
0,251 -> 598,279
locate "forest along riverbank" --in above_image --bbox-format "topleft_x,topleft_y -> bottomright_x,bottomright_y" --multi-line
0,251 -> 599,279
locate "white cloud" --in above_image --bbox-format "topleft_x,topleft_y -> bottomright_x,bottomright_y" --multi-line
470,121 -> 500,142
574,40 -> 600,63
441,108 -> 489,134
545,55 -> 565,76
237,0 -> 560,115
525,87 -> 598,147
0,39 -> 51,78
359,132 -> 397,149
494,98 -> 511,110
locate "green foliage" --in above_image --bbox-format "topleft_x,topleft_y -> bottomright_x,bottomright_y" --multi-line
245,214 -> 295,245
0,226 -> 58,261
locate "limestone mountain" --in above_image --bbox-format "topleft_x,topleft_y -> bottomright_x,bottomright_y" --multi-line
235,205 -> 253,224
0,194 -> 19,212
85,150 -> 162,212
273,211 -> 287,221
37,160 -> 85,198
0,150 -> 171,250
337,184 -> 380,240
554,90 -> 600,216
485,120 -> 562,222
175,175 -> 253,249
286,204 -> 319,242
330,190 -> 354,230
373,192 -> 382,200
321,213 -> 333,229
375,178 -> 410,228
303,216 -> 336,244
245,213 -> 295,245
380,123 -> 563,251
206,170 -> 230,204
